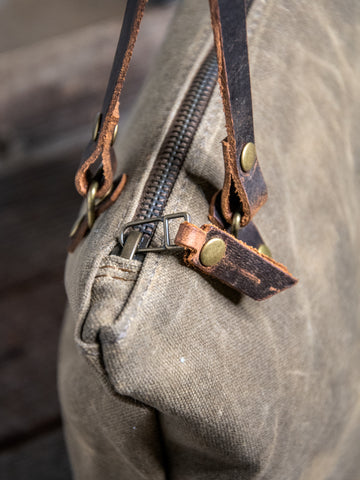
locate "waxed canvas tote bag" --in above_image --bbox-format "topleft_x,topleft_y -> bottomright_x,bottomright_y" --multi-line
59,0 -> 360,478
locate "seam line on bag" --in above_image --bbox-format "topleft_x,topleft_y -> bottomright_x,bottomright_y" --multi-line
94,274 -> 135,282
104,180 -> 191,345
99,265 -> 138,273
102,149 -> 202,347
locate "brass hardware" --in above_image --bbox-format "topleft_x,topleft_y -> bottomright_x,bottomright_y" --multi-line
69,214 -> 84,238
200,238 -> 226,267
241,142 -> 256,172
70,179 -> 112,238
112,124 -> 119,146
87,181 -> 99,229
119,212 -> 191,255
92,112 -> 102,141
258,243 -> 272,258
231,212 -> 241,237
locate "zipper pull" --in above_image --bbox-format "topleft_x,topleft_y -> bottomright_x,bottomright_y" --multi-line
120,231 -> 143,260
175,222 -> 297,301
119,212 -> 191,260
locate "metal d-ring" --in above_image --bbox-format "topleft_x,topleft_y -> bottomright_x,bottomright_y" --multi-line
231,212 -> 242,238
87,180 -> 99,229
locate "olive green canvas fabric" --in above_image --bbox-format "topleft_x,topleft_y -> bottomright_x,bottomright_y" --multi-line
58,0 -> 360,478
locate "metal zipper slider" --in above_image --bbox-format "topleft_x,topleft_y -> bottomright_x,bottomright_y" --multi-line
119,212 -> 191,260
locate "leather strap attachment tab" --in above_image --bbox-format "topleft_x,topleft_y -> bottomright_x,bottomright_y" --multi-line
75,0 -> 148,198
209,0 -> 267,226
175,222 -> 297,300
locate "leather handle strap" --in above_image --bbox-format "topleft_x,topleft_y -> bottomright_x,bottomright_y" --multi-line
75,0 -> 148,198
72,0 -> 297,299
208,0 -> 267,226
74,0 -> 266,226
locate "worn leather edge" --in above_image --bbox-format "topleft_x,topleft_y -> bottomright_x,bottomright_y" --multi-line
75,0 -> 148,198
175,222 -> 297,300
208,0 -> 268,225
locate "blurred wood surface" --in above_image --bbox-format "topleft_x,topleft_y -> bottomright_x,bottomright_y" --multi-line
0,1 -> 176,478
0,0 -> 126,53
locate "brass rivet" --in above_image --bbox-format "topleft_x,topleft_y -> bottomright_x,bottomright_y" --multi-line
92,112 -> 102,141
241,142 -> 256,172
112,124 -> 119,146
200,238 -> 226,267
258,243 -> 272,258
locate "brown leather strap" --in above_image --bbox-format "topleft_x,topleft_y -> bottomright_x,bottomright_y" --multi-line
74,0 -> 265,224
75,0 -> 147,198
72,0 -> 297,298
175,222 -> 297,300
208,0 -> 267,226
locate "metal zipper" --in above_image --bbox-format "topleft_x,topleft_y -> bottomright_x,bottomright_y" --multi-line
119,49 -> 218,259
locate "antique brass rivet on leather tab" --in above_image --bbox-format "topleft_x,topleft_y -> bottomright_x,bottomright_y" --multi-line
200,238 -> 226,267
92,112 -> 102,141
241,142 -> 256,172
258,243 -> 272,258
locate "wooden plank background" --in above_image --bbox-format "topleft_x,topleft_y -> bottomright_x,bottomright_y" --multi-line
0,1 -> 176,477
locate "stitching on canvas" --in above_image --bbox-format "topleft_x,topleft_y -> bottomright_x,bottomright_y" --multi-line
94,274 -> 135,282
99,265 -> 136,274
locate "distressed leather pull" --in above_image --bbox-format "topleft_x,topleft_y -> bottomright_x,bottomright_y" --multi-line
175,222 -> 297,300
208,0 -> 267,226
75,0 -> 147,198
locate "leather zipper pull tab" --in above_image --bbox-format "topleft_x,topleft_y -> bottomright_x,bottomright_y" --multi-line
175,222 -> 297,301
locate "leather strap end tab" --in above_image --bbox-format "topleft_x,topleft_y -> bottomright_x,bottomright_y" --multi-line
75,142 -> 117,199
221,139 -> 268,226
175,222 -> 297,300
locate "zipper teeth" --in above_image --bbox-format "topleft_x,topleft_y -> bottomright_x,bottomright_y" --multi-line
133,49 -> 218,244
